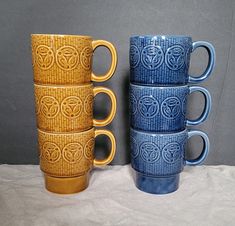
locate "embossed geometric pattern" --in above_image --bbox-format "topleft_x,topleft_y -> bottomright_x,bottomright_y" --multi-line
138,96 -> 159,118
162,142 -> 181,164
56,46 -> 80,70
34,84 -> 94,132
34,96 -> 40,115
62,143 -> 83,164
40,96 -> 60,118
161,97 -> 181,119
130,36 -> 193,85
84,138 -> 95,161
130,45 -> 140,68
130,136 -> 138,158
84,94 -> 93,116
32,35 -> 94,85
141,45 -> 164,70
129,93 -> 137,115
80,46 -> 93,70
140,142 -> 161,163
61,96 -> 83,119
182,96 -> 187,116
165,45 -> 185,70
38,129 -> 95,177
35,45 -> 54,70
42,142 -> 61,163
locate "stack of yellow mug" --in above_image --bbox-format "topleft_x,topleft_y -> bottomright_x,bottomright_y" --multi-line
31,34 -> 117,194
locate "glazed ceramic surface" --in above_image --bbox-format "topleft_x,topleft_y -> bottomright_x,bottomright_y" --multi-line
130,83 -> 211,132
31,34 -> 117,85
130,35 -> 215,85
34,83 -> 116,132
130,128 -> 210,194
38,128 -> 116,194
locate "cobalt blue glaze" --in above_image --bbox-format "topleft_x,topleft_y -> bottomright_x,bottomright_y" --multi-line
130,35 -> 216,85
130,128 -> 210,194
130,83 -> 211,132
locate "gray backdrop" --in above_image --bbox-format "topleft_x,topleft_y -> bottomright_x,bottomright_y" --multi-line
0,0 -> 235,165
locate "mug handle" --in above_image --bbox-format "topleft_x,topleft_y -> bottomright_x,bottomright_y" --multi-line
93,86 -> 117,127
186,86 -> 212,126
186,130 -> 210,165
188,41 -> 216,83
91,40 -> 118,82
94,129 -> 116,166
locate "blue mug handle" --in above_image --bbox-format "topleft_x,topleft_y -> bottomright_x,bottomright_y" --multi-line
188,41 -> 216,83
186,86 -> 212,126
186,130 -> 210,165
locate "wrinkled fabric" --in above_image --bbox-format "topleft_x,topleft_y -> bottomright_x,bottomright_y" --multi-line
0,164 -> 234,226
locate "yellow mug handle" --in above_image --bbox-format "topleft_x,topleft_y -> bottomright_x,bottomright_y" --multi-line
91,40 -> 117,82
93,86 -> 117,127
94,129 -> 116,166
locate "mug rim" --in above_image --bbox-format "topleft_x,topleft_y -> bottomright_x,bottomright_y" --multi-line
34,83 -> 93,88
130,35 -> 192,39
38,127 -> 95,135
31,33 -> 92,39
130,83 -> 188,89
130,127 -> 187,136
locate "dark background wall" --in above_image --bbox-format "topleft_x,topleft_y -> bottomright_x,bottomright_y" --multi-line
0,0 -> 235,165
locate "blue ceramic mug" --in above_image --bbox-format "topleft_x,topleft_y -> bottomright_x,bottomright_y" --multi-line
130,128 -> 210,194
130,83 -> 211,132
130,35 -> 216,85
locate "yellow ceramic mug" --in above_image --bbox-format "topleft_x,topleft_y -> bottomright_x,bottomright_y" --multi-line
38,128 -> 116,194
34,83 -> 116,132
31,34 -> 117,85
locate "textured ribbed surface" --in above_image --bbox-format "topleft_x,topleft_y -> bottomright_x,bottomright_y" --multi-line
130,36 -> 192,85
130,128 -> 188,176
34,84 -> 94,132
130,84 -> 189,132
32,35 -> 93,85
38,128 -> 95,177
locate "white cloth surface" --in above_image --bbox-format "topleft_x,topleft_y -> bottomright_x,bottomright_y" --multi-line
0,165 -> 235,226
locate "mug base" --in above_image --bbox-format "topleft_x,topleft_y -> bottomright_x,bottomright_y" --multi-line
135,171 -> 179,195
44,173 -> 89,194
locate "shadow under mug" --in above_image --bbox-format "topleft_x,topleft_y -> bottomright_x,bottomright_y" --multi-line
34,83 -> 116,132
130,35 -> 215,85
38,127 -> 116,194
31,34 -> 117,85
130,83 -> 211,132
130,127 -> 209,194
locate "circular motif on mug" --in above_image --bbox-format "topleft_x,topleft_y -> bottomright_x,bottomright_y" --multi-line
140,142 -> 160,163
165,45 -> 185,70
35,45 -> 54,70
56,46 -> 79,70
162,142 -> 181,164
130,45 -> 140,68
185,47 -> 191,70
38,140 -> 42,158
80,46 -> 93,70
31,43 -> 36,67
84,138 -> 95,161
61,96 -> 83,119
130,93 -> 137,115
141,45 -> 164,70
62,143 -> 83,164
161,97 -> 181,119
34,96 -> 40,115
138,96 -> 159,118
84,94 -> 93,116
130,136 -> 139,158
42,142 -> 61,163
40,96 -> 60,118
182,96 -> 187,116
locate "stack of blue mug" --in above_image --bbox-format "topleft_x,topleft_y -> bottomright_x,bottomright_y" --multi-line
129,35 -> 215,194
